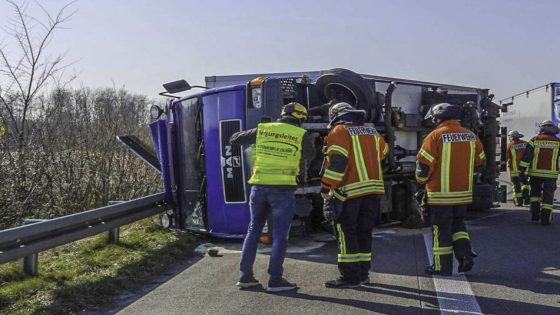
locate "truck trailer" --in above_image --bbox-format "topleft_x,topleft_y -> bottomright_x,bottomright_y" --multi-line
500,83 -> 560,139
121,68 -> 501,238
498,83 -> 560,200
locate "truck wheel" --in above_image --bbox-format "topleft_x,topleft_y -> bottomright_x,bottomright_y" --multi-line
315,68 -> 380,122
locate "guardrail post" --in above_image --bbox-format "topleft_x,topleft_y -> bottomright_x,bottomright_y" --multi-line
107,201 -> 124,244
21,219 -> 48,276
108,227 -> 120,244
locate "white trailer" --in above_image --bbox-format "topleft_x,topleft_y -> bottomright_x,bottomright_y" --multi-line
499,83 -> 560,200
500,83 -> 560,139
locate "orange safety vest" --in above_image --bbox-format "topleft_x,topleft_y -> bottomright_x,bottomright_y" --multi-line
416,120 -> 486,205
519,134 -> 560,179
321,124 -> 387,201
506,139 -> 527,176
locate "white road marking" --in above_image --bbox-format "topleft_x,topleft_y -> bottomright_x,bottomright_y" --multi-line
423,232 -> 483,315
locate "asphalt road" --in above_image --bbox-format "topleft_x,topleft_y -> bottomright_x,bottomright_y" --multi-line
113,204 -> 560,315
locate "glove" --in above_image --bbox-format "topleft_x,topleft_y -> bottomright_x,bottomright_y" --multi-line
321,192 -> 332,200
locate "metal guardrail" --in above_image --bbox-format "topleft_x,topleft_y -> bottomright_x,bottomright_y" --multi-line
0,192 -> 168,269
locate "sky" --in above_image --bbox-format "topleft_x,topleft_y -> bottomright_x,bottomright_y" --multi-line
0,0 -> 559,100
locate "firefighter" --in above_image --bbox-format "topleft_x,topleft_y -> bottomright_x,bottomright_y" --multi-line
321,102 -> 387,288
518,120 -> 560,225
506,130 -> 529,206
230,102 -> 315,292
416,103 -> 486,276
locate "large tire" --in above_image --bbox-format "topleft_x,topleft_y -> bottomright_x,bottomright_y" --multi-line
315,68 -> 379,121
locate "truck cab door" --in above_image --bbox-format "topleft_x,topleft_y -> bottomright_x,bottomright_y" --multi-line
169,97 -> 207,231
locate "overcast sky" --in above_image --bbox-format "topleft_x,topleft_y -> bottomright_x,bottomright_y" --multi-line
0,0 -> 559,100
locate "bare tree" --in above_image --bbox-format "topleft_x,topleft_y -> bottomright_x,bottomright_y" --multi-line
0,0 -> 76,227
0,0 -> 75,148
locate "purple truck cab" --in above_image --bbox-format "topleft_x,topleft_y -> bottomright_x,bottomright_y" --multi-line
151,85 -> 251,238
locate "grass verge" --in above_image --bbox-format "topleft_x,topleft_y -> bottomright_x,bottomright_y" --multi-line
0,218 -> 201,315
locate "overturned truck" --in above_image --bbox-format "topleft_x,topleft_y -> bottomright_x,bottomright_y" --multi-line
121,69 -> 501,238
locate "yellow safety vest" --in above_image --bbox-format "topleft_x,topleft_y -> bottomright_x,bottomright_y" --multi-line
248,122 -> 305,186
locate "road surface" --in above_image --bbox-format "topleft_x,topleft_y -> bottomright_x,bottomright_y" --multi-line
113,204 -> 560,315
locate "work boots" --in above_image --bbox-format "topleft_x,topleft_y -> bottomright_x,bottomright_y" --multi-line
541,209 -> 553,225
530,202 -> 541,221
458,255 -> 474,273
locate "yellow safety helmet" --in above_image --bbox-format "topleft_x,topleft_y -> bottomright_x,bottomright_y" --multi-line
281,102 -> 308,121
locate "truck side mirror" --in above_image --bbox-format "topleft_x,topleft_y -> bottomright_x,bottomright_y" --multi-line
163,80 -> 191,93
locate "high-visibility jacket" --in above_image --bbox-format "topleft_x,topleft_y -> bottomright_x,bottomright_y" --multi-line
518,134 -> 560,179
248,122 -> 305,186
506,139 -> 527,176
416,120 -> 486,205
321,124 -> 387,201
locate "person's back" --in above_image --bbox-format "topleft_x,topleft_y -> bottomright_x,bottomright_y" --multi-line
419,120 -> 485,205
320,102 -> 387,288
506,131 -> 528,206
416,103 -> 485,276
519,120 -> 560,224
323,124 -> 386,200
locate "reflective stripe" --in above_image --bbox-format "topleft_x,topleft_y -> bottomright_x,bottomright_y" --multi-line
376,136 -> 383,181
532,148 -> 540,170
552,148 -> 559,172
428,191 -> 472,197
433,246 -> 453,255
528,170 -> 559,178
433,225 -> 440,271
469,141 -> 475,192
542,203 -> 553,210
416,175 -> 429,182
342,185 -> 385,197
530,196 -> 542,202
338,252 -> 372,263
479,151 -> 486,159
324,169 -> 344,181
327,145 -> 349,157
419,148 -> 435,163
428,197 -> 473,205
452,231 -> 470,242
519,160 -> 530,168
510,148 -> 518,172
351,135 -> 368,182
336,224 -> 346,254
343,179 -> 384,190
441,142 -> 452,192
333,190 -> 347,202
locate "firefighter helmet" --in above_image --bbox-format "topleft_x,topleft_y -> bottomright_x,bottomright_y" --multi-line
424,103 -> 463,122
539,120 -> 559,135
508,130 -> 524,139
327,102 -> 365,128
280,102 -> 308,121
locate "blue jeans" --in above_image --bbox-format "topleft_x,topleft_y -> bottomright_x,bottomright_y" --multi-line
240,185 -> 295,282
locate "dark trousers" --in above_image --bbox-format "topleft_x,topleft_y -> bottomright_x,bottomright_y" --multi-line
529,176 -> 556,224
334,195 -> 380,283
430,204 -> 473,274
511,175 -> 530,206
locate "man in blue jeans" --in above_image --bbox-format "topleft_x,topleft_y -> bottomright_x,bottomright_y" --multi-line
230,102 -> 315,292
